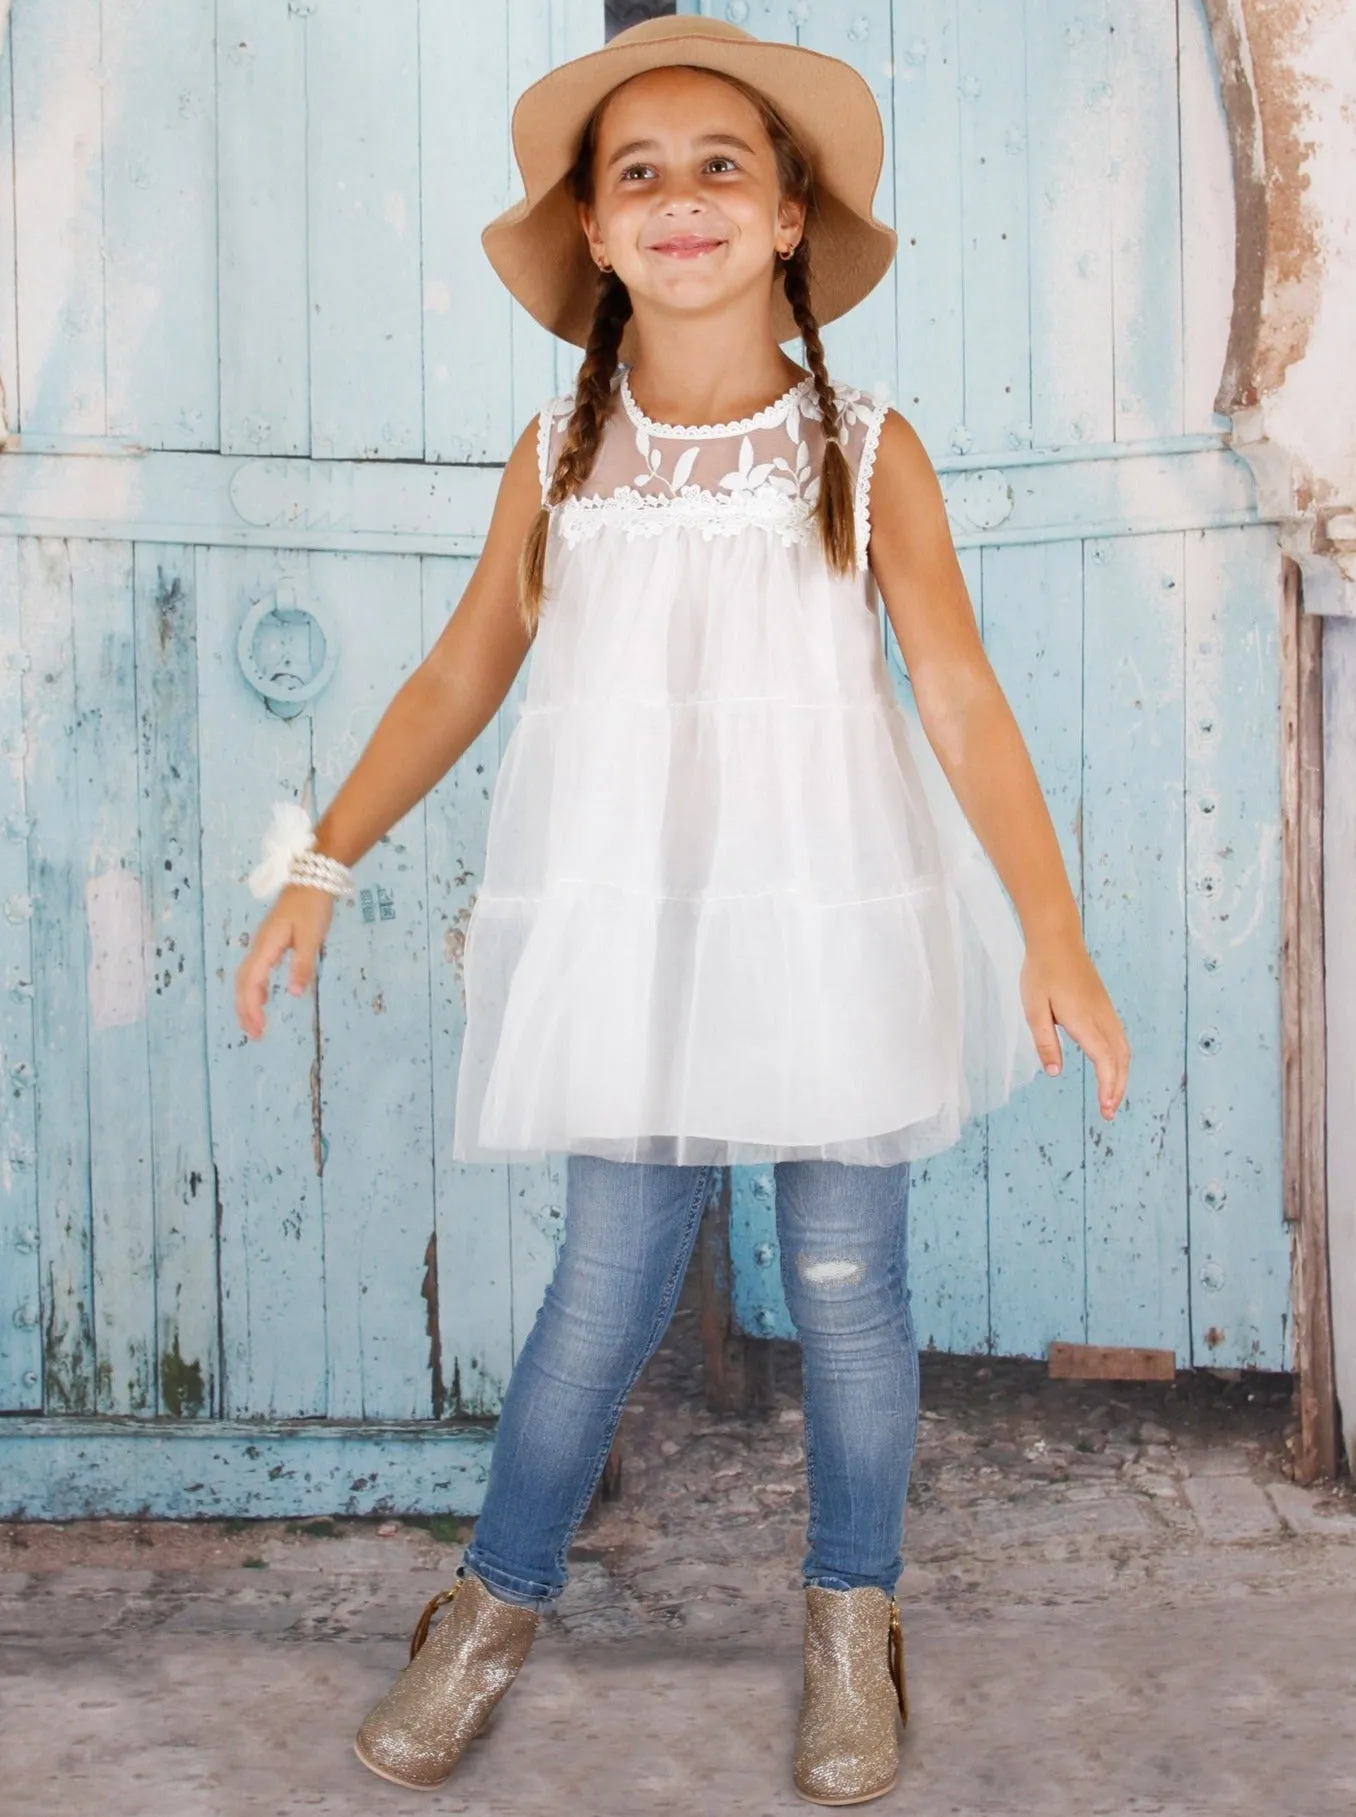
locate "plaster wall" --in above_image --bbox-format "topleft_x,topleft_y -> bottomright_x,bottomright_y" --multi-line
1208,0 -> 1356,1468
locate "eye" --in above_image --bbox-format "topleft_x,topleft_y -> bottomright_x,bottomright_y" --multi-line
618,162 -> 655,182
705,155 -> 738,173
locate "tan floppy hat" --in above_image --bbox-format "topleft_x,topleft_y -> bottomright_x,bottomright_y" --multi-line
480,15 -> 897,356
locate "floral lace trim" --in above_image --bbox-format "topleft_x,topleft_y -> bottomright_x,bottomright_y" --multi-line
619,365 -> 816,440
853,390 -> 891,572
556,485 -> 816,548
536,391 -> 574,503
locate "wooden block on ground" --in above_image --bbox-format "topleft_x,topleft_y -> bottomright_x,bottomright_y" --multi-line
1047,1342 -> 1176,1382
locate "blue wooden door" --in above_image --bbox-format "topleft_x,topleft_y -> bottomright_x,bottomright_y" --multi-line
701,0 -> 1289,1373
0,0 -> 605,1517
0,0 -> 1287,1520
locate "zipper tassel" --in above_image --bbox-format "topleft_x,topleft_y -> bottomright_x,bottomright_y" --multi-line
408,1581 -> 462,1661
888,1598 -> 908,1725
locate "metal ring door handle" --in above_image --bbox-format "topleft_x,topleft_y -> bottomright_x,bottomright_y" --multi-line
237,583 -> 338,709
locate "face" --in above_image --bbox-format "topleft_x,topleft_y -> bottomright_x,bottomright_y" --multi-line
577,67 -> 805,324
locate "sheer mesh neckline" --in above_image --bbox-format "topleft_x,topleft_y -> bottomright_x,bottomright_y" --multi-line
618,364 -> 816,440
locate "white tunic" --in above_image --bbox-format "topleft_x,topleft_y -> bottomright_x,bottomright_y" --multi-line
450,364 -> 1042,1166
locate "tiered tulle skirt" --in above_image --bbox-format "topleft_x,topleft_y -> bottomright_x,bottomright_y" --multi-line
450,521 -> 1042,1165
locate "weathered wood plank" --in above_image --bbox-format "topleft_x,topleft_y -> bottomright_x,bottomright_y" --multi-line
1284,566 -> 1335,1477
197,545 -> 327,1416
0,9 -> 18,434
730,1163 -> 782,1338
1178,0 -> 1235,434
983,540 -> 1087,1356
425,0 -> 606,434
133,544 -> 218,1418
505,0 -> 596,417
701,1166 -> 774,1412
0,1417 -> 496,1520
421,556 -> 514,1415
11,0 -> 105,434
955,0 -> 1031,452
1320,616 -> 1356,1473
885,546 -> 990,1354
18,538 -> 95,1408
1109,0 -> 1184,438
0,535 -> 40,1410
101,0 -> 218,448
890,0 -> 965,455
70,538 -> 156,1415
0,440 -> 1263,555
798,2 -> 896,398
1184,525 -> 1287,1369
311,550 -> 436,1418
420,2 -> 513,462
1025,0 -> 1114,446
1082,531 -> 1189,1354
1048,1341 -> 1175,1382
306,0 -> 423,459
217,0 -> 311,457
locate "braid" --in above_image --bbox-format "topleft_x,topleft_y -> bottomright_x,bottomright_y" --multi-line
781,238 -> 856,578
517,268 -> 633,638
547,270 -> 633,506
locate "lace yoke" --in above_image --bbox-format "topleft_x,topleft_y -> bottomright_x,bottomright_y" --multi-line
536,365 -> 888,569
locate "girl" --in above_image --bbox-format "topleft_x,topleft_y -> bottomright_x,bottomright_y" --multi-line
236,16 -> 1129,1806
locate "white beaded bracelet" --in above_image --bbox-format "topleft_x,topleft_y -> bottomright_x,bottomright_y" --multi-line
286,848 -> 357,899
248,800 -> 356,902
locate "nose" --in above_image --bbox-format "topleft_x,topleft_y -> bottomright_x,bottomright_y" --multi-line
659,193 -> 705,217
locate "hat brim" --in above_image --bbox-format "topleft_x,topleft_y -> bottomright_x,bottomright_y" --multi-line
480,20 -> 898,353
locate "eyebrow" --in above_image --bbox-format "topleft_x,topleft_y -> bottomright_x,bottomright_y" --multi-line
604,133 -> 756,171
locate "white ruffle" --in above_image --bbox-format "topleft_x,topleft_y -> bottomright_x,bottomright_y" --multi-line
247,800 -> 316,901
450,504 -> 1043,1165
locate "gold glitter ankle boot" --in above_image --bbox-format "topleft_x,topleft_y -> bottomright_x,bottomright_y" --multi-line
793,1585 -> 908,1807
353,1571 -> 539,1789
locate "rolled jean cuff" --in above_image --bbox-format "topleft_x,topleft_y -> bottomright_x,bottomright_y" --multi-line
804,1570 -> 901,1597
459,1550 -> 558,1612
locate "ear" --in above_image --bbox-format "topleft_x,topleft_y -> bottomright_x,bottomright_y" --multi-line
776,194 -> 807,243
577,199 -> 605,265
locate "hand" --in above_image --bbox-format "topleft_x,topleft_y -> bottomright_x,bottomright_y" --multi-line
1020,930 -> 1130,1119
235,885 -> 336,1040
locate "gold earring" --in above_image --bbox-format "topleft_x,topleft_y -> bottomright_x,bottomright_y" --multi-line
596,254 -> 612,272
778,244 -> 796,262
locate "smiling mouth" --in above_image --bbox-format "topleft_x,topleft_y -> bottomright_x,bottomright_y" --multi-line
650,238 -> 724,258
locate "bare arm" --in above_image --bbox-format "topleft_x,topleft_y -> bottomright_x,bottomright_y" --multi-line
235,412 -> 544,1037
309,418 -> 542,866
866,407 -> 1129,1118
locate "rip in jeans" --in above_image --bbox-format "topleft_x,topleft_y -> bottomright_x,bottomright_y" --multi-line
795,1255 -> 866,1286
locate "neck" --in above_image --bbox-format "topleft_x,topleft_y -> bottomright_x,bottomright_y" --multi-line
622,293 -> 808,428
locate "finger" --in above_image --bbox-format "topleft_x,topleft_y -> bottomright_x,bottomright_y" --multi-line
1094,1031 -> 1126,1116
1028,1000 -> 1063,1076
287,938 -> 320,997
237,921 -> 294,1036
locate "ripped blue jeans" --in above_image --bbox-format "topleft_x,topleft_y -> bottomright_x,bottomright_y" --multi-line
461,1155 -> 919,1609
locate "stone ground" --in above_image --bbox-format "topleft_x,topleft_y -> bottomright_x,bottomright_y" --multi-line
3,1261 -> 1356,1816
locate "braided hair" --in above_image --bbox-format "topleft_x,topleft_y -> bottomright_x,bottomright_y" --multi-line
516,262 -> 631,634
517,71 -> 856,637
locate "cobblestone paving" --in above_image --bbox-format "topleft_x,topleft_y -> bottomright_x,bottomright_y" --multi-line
3,1264 -> 1355,1815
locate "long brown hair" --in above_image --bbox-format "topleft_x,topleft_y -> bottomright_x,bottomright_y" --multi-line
516,68 -> 857,636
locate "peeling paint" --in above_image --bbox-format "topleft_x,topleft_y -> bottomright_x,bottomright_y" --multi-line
85,869 -> 147,1029
160,1335 -> 206,1418
422,1230 -> 446,1419
1206,0 -> 1356,611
